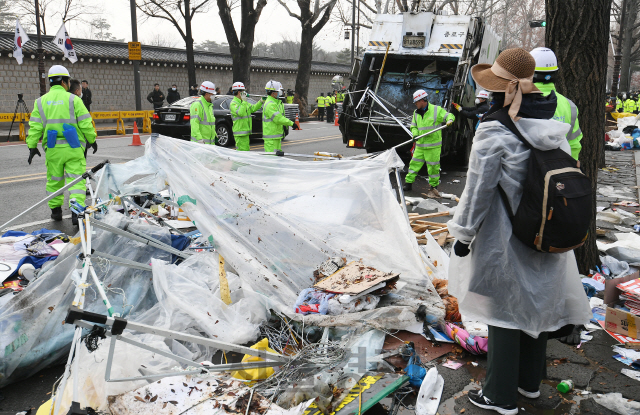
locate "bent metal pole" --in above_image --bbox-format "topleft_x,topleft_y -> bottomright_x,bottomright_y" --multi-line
0,160 -> 109,231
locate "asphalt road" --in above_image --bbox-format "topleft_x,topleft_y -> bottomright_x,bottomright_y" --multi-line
0,122 -> 363,235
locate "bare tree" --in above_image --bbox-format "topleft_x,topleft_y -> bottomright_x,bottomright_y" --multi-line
546,0 -> 612,273
145,33 -> 180,47
137,0 -> 213,87
217,0 -> 268,90
0,0 -> 16,31
14,0 -> 55,33
278,0 -> 337,115
89,17 -> 123,41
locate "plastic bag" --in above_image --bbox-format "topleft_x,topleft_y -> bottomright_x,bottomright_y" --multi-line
232,338 -> 279,381
600,255 -> 631,278
593,393 -> 640,415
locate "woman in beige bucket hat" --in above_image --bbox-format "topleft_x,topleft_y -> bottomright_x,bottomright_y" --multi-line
446,48 -> 591,414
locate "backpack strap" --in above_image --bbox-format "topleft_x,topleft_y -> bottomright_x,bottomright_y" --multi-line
482,108 -> 535,220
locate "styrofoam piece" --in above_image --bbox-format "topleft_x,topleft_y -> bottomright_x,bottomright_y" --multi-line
415,367 -> 444,415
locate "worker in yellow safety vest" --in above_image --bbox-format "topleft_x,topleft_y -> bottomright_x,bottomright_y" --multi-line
403,89 -> 455,194
26,65 -> 98,226
326,92 -> 336,124
530,47 -> 582,160
262,80 -> 294,152
316,93 -> 326,121
190,81 -> 217,144
229,81 -> 263,151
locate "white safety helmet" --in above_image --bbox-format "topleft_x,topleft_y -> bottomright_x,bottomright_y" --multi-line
265,80 -> 283,92
476,90 -> 490,99
48,65 -> 71,79
413,89 -> 428,103
199,81 -> 216,95
530,47 -> 558,72
232,82 -> 245,91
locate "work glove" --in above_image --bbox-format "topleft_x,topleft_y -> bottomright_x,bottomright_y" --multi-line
84,141 -> 98,157
262,96 -> 267,101
446,119 -> 454,127
452,103 -> 461,111
27,147 -> 41,165
453,241 -> 470,257
292,122 -> 300,130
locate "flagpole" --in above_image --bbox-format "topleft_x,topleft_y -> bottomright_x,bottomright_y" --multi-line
34,0 -> 46,96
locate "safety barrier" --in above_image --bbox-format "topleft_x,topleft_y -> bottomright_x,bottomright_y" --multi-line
0,113 -> 29,140
1,110 -> 154,140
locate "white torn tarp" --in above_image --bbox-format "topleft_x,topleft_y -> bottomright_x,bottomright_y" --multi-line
102,136 -> 444,326
597,233 -> 640,264
0,214 -> 172,388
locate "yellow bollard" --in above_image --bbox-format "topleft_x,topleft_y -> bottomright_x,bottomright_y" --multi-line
218,254 -> 232,305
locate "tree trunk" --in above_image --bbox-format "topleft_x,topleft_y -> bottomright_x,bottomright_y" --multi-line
546,0 -> 612,274
231,46 -> 253,89
295,24 -> 314,117
184,0 -> 197,88
620,0 -> 637,92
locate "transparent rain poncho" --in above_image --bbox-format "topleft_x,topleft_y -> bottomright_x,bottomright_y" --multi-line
447,118 -> 592,337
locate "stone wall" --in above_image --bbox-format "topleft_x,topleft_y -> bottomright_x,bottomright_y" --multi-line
0,56 -> 338,114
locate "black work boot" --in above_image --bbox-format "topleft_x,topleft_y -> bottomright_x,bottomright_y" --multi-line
50,207 -> 63,221
402,182 -> 412,192
71,212 -> 79,226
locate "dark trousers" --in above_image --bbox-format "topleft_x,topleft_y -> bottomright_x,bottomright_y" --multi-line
318,107 -> 325,120
483,326 -> 548,406
326,104 -> 334,123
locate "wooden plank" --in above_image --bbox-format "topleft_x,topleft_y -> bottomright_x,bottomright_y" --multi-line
417,239 -> 428,245
430,227 -> 449,236
409,211 -> 450,222
413,220 -> 448,227
437,232 -> 448,246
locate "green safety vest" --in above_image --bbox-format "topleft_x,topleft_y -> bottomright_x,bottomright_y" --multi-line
286,96 -> 294,104
262,95 -> 293,140
27,85 -> 96,149
316,96 -> 326,107
624,99 -> 637,113
230,96 -> 263,137
534,82 -> 582,161
337,93 -> 344,102
616,98 -> 623,110
190,96 -> 216,144
410,104 -> 454,147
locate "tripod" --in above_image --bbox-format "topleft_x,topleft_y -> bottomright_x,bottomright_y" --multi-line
7,93 -> 29,142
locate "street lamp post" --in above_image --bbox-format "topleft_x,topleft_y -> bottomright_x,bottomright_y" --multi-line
130,0 -> 142,111
34,0 -> 46,96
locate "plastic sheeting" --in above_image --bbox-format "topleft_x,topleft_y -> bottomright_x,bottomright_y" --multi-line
0,213 -> 171,387
53,254 -> 270,414
109,136 -> 444,326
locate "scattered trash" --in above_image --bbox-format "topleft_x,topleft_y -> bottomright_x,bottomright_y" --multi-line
556,379 -> 574,394
415,367 -> 444,415
442,360 -> 463,370
593,393 -> 640,415
621,368 -> 640,381
616,278 -> 640,315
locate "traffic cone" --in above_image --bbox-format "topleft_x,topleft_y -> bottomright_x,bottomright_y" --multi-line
295,112 -> 302,130
334,108 -> 339,126
129,121 -> 142,146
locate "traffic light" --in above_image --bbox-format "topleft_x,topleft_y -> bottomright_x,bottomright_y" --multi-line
529,20 -> 546,28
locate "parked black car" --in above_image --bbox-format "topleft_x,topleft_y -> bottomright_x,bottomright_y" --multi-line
151,95 -> 299,147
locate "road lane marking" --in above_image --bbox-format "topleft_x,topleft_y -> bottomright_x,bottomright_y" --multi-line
1,215 -> 72,233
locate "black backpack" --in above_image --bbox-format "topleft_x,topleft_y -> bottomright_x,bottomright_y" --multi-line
484,109 -> 592,253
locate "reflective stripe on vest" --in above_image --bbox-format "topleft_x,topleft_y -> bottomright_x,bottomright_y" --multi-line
232,115 -> 251,121
263,134 -> 282,139
263,102 -> 279,122
566,100 -> 582,141
37,94 -> 81,145
234,130 -> 251,135
417,141 -> 442,147
194,100 -> 216,125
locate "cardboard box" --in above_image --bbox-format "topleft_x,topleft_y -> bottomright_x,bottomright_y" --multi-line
604,270 -> 640,305
605,307 -> 640,340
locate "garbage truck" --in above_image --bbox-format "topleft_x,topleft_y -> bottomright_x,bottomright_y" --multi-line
339,12 -> 500,163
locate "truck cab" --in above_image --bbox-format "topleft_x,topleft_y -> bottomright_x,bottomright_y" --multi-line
340,12 -> 500,164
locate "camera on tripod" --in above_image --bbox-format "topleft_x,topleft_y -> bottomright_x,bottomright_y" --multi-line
18,93 -> 24,101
